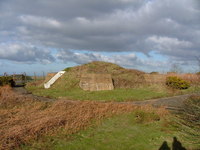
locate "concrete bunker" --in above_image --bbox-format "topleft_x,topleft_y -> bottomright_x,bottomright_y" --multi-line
79,73 -> 114,91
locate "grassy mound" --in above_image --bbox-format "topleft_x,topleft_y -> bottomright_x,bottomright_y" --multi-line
27,61 -> 169,101
52,61 -> 145,89
27,61 -> 200,101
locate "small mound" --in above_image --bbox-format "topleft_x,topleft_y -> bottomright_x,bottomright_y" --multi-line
52,61 -> 146,89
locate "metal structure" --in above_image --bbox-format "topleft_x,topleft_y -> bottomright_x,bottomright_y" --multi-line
12,73 -> 27,86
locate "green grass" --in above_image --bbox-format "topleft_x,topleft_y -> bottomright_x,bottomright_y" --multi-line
26,86 -> 168,102
21,111 -> 195,150
26,83 -> 200,102
180,85 -> 200,94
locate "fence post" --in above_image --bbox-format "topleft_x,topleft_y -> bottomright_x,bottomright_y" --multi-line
4,72 -> 7,77
43,71 -> 45,80
13,73 -> 15,81
24,72 -> 27,83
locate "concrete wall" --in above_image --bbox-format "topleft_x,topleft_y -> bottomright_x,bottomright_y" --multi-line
79,74 -> 114,91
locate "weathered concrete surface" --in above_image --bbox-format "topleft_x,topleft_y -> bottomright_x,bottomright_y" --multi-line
79,73 -> 114,91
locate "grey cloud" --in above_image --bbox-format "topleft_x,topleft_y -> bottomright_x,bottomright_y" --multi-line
19,15 -> 61,29
1,0 -> 144,20
57,50 -> 111,64
0,0 -> 199,67
0,42 -> 55,64
57,50 -> 168,71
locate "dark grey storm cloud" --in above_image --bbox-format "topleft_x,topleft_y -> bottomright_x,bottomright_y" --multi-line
0,0 -> 199,69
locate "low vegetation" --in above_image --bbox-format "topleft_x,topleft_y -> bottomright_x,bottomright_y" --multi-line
1,85 -> 181,150
21,109 -> 172,150
166,76 -> 190,90
20,106 -> 197,150
1,85 -> 199,149
0,85 -> 174,150
0,86 -> 137,149
175,95 -> 200,147
0,76 -> 13,86
27,85 -> 169,102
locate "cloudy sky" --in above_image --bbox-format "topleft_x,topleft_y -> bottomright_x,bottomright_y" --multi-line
0,0 -> 200,75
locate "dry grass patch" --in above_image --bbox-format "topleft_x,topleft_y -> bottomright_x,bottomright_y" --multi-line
0,86 -> 168,150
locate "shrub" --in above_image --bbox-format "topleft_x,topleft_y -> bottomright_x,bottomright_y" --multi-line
150,72 -> 159,75
0,76 -> 13,86
166,76 -> 190,89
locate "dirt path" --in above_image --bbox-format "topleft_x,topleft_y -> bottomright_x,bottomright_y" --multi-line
13,87 -> 55,102
124,94 -> 193,111
13,87 -> 199,111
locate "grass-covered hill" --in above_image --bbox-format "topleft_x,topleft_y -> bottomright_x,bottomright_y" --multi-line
27,61 -> 170,101
27,61 -> 200,101
52,61 -> 146,89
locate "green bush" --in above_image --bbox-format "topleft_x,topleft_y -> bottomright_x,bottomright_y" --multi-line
166,76 -> 190,89
0,76 -> 13,86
